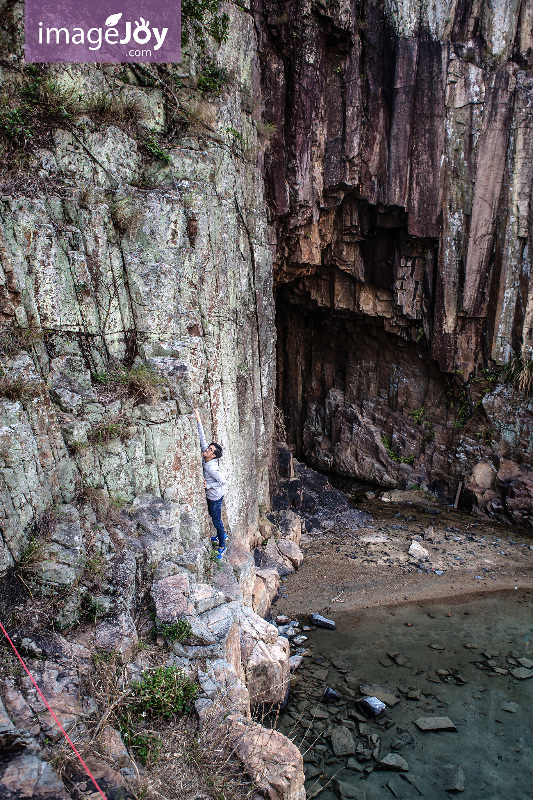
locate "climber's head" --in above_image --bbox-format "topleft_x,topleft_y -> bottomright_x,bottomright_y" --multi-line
204,442 -> 223,461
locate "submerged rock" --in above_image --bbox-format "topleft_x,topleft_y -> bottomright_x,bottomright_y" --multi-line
442,764 -> 465,792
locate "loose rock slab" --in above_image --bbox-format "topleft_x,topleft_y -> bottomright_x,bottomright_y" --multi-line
511,667 -> 533,680
359,683 -> 399,707
442,764 -> 465,792
414,717 -> 457,731
334,776 -> 367,799
377,753 -> 409,771
331,726 -> 356,756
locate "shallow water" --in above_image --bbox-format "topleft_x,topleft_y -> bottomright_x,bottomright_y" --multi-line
278,591 -> 533,800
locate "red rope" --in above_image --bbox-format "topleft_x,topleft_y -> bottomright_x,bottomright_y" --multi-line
0,619 -> 108,800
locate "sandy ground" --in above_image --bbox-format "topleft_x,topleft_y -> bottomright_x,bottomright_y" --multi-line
275,491 -> 533,618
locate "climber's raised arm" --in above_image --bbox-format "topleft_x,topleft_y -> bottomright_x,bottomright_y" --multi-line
194,407 -> 208,453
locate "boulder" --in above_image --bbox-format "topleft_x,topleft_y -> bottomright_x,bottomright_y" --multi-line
472,462 -> 496,491
277,510 -> 302,544
252,567 -> 280,618
240,607 -> 289,706
229,718 -> 305,800
197,601 -> 242,674
151,572 -> 194,621
189,582 -> 226,614
254,545 -> 294,577
276,539 -> 304,569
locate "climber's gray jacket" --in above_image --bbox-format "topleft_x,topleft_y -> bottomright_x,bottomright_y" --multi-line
196,418 -> 227,501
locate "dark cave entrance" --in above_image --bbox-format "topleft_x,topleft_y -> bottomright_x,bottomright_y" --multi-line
274,197 -> 461,498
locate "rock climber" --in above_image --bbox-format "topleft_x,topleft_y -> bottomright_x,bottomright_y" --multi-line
194,407 -> 227,560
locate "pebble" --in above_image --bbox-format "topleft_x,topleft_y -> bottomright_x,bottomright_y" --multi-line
291,635 -> 308,646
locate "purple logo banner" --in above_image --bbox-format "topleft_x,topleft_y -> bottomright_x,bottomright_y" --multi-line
25,0 -> 181,63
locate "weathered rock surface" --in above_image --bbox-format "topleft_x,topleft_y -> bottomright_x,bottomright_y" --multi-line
442,764 -> 466,792
331,726 -> 356,757
240,606 -> 290,706
229,718 -> 305,800
253,0 -> 533,503
252,567 -> 280,617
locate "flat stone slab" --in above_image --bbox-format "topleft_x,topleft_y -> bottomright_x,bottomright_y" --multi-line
442,764 -> 465,792
377,753 -> 409,771
331,726 -> 356,756
511,667 -> 533,679
414,717 -> 457,731
334,776 -> 367,799
359,683 -> 399,707
310,707 -> 330,720
500,701 -> 520,713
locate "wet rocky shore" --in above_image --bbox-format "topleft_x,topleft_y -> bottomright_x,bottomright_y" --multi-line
271,592 -> 533,800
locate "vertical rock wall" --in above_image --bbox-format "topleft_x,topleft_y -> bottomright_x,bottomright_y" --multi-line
252,0 -> 533,497
0,1 -> 275,573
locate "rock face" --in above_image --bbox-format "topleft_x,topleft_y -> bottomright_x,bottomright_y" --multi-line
0,0 -> 274,574
253,0 -> 533,503
229,718 -> 305,800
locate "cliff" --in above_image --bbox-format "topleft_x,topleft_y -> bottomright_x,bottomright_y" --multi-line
253,0 -> 533,508
0,4 -> 308,800
0,2 -> 275,573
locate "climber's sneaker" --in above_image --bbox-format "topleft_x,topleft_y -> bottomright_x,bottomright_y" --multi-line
210,536 -> 219,546
216,546 -> 227,561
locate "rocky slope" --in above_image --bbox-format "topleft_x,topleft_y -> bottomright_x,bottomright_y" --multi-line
253,0 -> 533,510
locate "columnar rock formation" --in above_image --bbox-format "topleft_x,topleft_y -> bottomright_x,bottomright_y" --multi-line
253,0 -> 533,503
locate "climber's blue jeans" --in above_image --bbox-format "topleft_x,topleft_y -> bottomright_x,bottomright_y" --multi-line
206,497 -> 226,547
